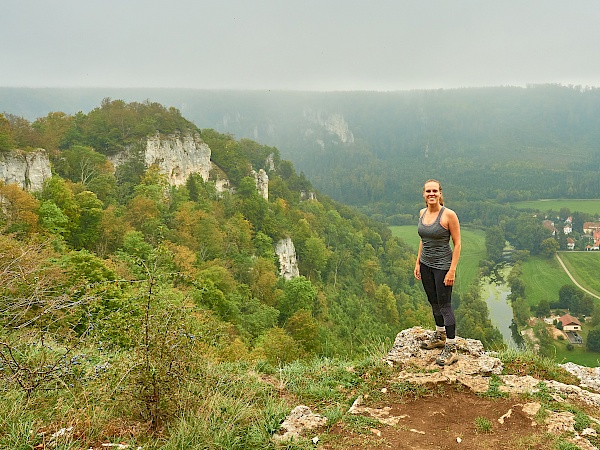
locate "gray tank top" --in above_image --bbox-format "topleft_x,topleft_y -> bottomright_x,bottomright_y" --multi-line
418,206 -> 453,270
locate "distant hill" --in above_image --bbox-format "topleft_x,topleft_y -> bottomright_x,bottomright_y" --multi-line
3,85 -> 600,215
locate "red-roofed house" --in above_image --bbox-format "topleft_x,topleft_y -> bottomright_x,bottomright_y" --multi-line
566,238 -> 575,250
583,222 -> 600,235
542,220 -> 557,236
560,314 -> 581,332
586,240 -> 600,251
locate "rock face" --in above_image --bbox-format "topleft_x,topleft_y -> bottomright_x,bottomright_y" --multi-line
110,132 -> 212,187
144,133 -> 211,186
303,109 -> 355,144
0,149 -> 52,191
252,168 -> 268,200
275,237 -> 300,280
385,326 -> 503,376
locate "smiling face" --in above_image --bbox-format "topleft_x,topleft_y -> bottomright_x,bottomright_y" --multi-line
423,180 -> 442,207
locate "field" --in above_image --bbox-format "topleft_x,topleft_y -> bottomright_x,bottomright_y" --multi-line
553,331 -> 600,366
510,198 -> 600,216
389,225 -> 486,295
520,256 -> 573,308
558,251 -> 600,298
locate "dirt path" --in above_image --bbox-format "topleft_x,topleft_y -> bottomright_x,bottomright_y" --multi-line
321,386 -> 564,450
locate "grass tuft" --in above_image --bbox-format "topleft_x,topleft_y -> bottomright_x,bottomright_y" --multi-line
498,347 -> 579,384
474,416 -> 492,433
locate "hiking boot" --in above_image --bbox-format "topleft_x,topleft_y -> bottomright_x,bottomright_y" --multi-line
436,343 -> 458,366
420,330 -> 446,350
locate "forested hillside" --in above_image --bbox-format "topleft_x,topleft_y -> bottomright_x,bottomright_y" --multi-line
3,84 -> 600,220
1,99 -> 441,373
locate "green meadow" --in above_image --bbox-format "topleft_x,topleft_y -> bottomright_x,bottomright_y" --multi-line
520,256 -> 573,308
510,199 -> 600,216
557,251 -> 600,298
389,225 -> 486,296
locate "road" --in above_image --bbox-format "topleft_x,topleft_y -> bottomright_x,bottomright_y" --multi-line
555,252 -> 600,300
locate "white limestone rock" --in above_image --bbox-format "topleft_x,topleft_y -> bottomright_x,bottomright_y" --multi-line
275,237 -> 300,280
0,149 -> 52,192
110,132 -> 211,187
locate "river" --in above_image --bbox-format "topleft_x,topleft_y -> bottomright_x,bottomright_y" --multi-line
481,264 -> 524,348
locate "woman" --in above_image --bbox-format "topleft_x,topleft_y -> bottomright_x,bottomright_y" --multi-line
414,179 -> 461,366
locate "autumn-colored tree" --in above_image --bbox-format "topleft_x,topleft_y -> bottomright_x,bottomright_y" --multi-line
0,182 -> 40,233
96,205 -> 131,256
3,114 -> 43,149
0,113 -> 15,151
249,257 -> 283,307
285,309 -> 320,353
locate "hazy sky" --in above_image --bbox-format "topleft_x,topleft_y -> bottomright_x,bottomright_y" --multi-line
2,0 -> 600,91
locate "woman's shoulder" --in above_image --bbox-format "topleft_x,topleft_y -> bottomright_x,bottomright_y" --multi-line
419,207 -> 426,217
442,207 -> 459,221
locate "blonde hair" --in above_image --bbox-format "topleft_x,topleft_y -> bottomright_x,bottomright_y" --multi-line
423,179 -> 444,206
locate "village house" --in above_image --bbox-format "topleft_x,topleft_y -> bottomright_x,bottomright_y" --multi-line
583,222 -> 600,235
566,237 -> 575,250
542,220 -> 557,236
559,313 -> 582,332
586,240 -> 600,251
563,223 -> 572,234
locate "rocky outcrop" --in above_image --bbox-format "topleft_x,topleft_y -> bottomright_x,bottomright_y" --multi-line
275,237 -> 299,280
560,361 -> 600,392
110,132 -> 211,187
252,168 -> 268,200
276,327 -> 600,447
300,190 -> 317,201
385,326 -> 503,376
0,149 -> 51,191
145,133 -> 211,186
272,406 -> 326,442
303,109 -> 354,144
384,327 -> 600,442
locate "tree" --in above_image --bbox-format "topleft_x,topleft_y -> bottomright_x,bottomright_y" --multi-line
374,284 -> 400,326
278,276 -> 317,323
38,200 -> 69,237
540,238 -> 559,258
55,145 -> 110,186
0,182 -> 40,233
298,235 -> 331,280
558,284 -> 581,313
0,113 -> 15,151
535,299 -> 551,318
586,329 -> 600,352
285,309 -> 320,353
485,226 -> 505,262
70,190 -> 104,250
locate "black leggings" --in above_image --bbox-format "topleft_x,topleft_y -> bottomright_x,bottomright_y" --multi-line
419,262 -> 456,339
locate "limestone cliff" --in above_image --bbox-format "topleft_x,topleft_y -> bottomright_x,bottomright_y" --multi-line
110,132 -> 212,186
0,149 -> 51,191
275,237 -> 300,280
302,109 -> 355,144
252,168 -> 269,200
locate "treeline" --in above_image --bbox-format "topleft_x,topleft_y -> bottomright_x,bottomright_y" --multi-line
3,85 -> 600,215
